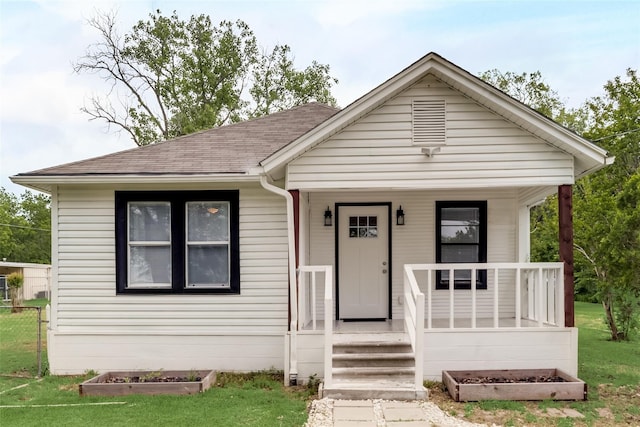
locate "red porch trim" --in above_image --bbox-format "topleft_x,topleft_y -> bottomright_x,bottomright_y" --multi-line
558,185 -> 574,327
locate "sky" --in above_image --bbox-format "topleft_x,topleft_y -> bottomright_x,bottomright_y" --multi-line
1,0 -> 639,195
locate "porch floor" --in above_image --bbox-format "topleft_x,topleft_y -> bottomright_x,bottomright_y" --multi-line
301,317 -> 556,332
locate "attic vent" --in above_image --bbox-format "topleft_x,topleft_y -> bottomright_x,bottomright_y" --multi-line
412,99 -> 446,146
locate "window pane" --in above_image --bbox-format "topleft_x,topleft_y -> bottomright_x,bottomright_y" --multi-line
441,207 -> 479,243
129,202 -> 171,242
442,207 -> 480,223
187,245 -> 229,287
187,202 -> 229,242
441,245 -> 479,263
129,246 -> 171,287
441,225 -> 479,243
441,269 -> 473,281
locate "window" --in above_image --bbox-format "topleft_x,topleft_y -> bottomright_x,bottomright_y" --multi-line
435,201 -> 487,290
115,191 -> 239,294
349,216 -> 378,238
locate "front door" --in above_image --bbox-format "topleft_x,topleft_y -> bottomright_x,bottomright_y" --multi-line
337,204 -> 390,320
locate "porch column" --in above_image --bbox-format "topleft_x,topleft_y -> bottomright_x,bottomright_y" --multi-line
288,190 -> 300,268
288,190 -> 300,330
558,185 -> 574,327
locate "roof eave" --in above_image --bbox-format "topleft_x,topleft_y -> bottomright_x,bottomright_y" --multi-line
10,173 -> 260,194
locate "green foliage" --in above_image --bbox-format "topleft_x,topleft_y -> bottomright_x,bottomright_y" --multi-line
75,10 -> 338,146
7,272 -> 24,289
0,188 -> 51,264
573,69 -> 640,340
0,372 -> 308,426
479,69 -> 586,132
484,66 -> 640,340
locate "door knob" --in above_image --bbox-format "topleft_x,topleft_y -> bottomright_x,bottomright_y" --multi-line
382,269 -> 388,274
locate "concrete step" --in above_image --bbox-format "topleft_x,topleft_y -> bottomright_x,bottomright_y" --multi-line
333,341 -> 413,354
333,351 -> 415,368
332,366 -> 415,379
320,380 -> 428,401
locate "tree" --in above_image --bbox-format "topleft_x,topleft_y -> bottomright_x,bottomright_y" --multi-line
7,272 -> 24,313
0,188 -> 51,264
573,69 -> 640,340
481,68 -> 640,340
74,10 -> 338,146
479,69 -> 587,132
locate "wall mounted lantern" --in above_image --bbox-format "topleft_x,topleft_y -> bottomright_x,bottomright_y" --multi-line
396,205 -> 405,226
324,206 -> 333,227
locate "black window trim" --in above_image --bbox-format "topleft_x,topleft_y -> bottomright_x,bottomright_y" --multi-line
115,190 -> 240,294
435,200 -> 487,290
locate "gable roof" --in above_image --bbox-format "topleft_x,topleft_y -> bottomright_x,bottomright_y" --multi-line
12,103 -> 339,192
13,52 -> 613,194
260,52 -> 612,180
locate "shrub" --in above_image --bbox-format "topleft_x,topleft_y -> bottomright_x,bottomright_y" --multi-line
7,272 -> 24,313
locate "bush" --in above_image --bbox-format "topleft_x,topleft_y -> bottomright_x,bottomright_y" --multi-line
7,272 -> 24,313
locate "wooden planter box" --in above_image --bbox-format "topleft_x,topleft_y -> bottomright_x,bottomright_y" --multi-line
442,369 -> 586,402
79,370 -> 216,396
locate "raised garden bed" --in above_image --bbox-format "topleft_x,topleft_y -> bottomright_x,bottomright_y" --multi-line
79,370 -> 216,396
442,369 -> 586,402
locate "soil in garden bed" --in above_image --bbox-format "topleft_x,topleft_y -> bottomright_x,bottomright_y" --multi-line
455,375 -> 567,384
103,374 -> 203,383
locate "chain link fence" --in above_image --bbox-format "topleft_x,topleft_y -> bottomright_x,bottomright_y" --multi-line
0,305 -> 47,378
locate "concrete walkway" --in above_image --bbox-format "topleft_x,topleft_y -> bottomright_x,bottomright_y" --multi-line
306,398 -> 489,427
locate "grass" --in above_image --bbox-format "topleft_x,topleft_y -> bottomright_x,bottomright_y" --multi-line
1,371 -> 312,427
1,300 -> 312,426
427,301 -> 640,426
0,299 -> 48,377
3,300 -> 639,426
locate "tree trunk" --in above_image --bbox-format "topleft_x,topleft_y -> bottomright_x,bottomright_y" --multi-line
602,292 -> 622,341
10,287 -> 23,314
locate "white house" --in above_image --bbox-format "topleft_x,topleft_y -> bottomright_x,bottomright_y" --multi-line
12,53 -> 612,399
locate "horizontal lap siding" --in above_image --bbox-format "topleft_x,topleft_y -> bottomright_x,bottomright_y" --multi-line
308,190 -> 517,320
294,329 -> 578,382
54,185 -> 289,335
288,75 -> 573,190
49,334 -> 284,374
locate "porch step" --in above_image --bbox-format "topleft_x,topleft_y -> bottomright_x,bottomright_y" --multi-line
321,334 -> 426,400
332,366 -> 415,379
333,352 -> 415,368
320,381 -> 428,401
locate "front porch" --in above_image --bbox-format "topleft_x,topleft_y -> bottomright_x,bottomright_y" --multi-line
288,263 -> 578,400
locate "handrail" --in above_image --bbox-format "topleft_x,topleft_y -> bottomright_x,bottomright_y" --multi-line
405,262 -> 564,329
403,265 -> 424,394
297,265 -> 333,388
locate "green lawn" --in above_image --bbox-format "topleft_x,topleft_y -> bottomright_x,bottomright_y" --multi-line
2,300 -> 639,426
428,301 -> 640,426
0,371 -> 311,427
0,299 -> 48,377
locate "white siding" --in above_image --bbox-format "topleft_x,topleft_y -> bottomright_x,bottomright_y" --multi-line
306,189 -> 518,320
287,75 -> 574,190
48,334 -> 284,375
49,183 -> 289,373
294,328 -> 578,382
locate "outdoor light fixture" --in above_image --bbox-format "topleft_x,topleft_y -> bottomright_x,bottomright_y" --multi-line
396,206 -> 405,226
324,206 -> 333,227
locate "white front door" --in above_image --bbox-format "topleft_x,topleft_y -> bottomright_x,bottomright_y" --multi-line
337,205 -> 389,320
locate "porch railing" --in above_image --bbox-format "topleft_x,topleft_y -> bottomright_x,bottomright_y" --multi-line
404,262 -> 565,328
403,265 -> 425,393
297,265 -> 333,388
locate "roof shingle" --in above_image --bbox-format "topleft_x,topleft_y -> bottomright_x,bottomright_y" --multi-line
19,103 -> 339,176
